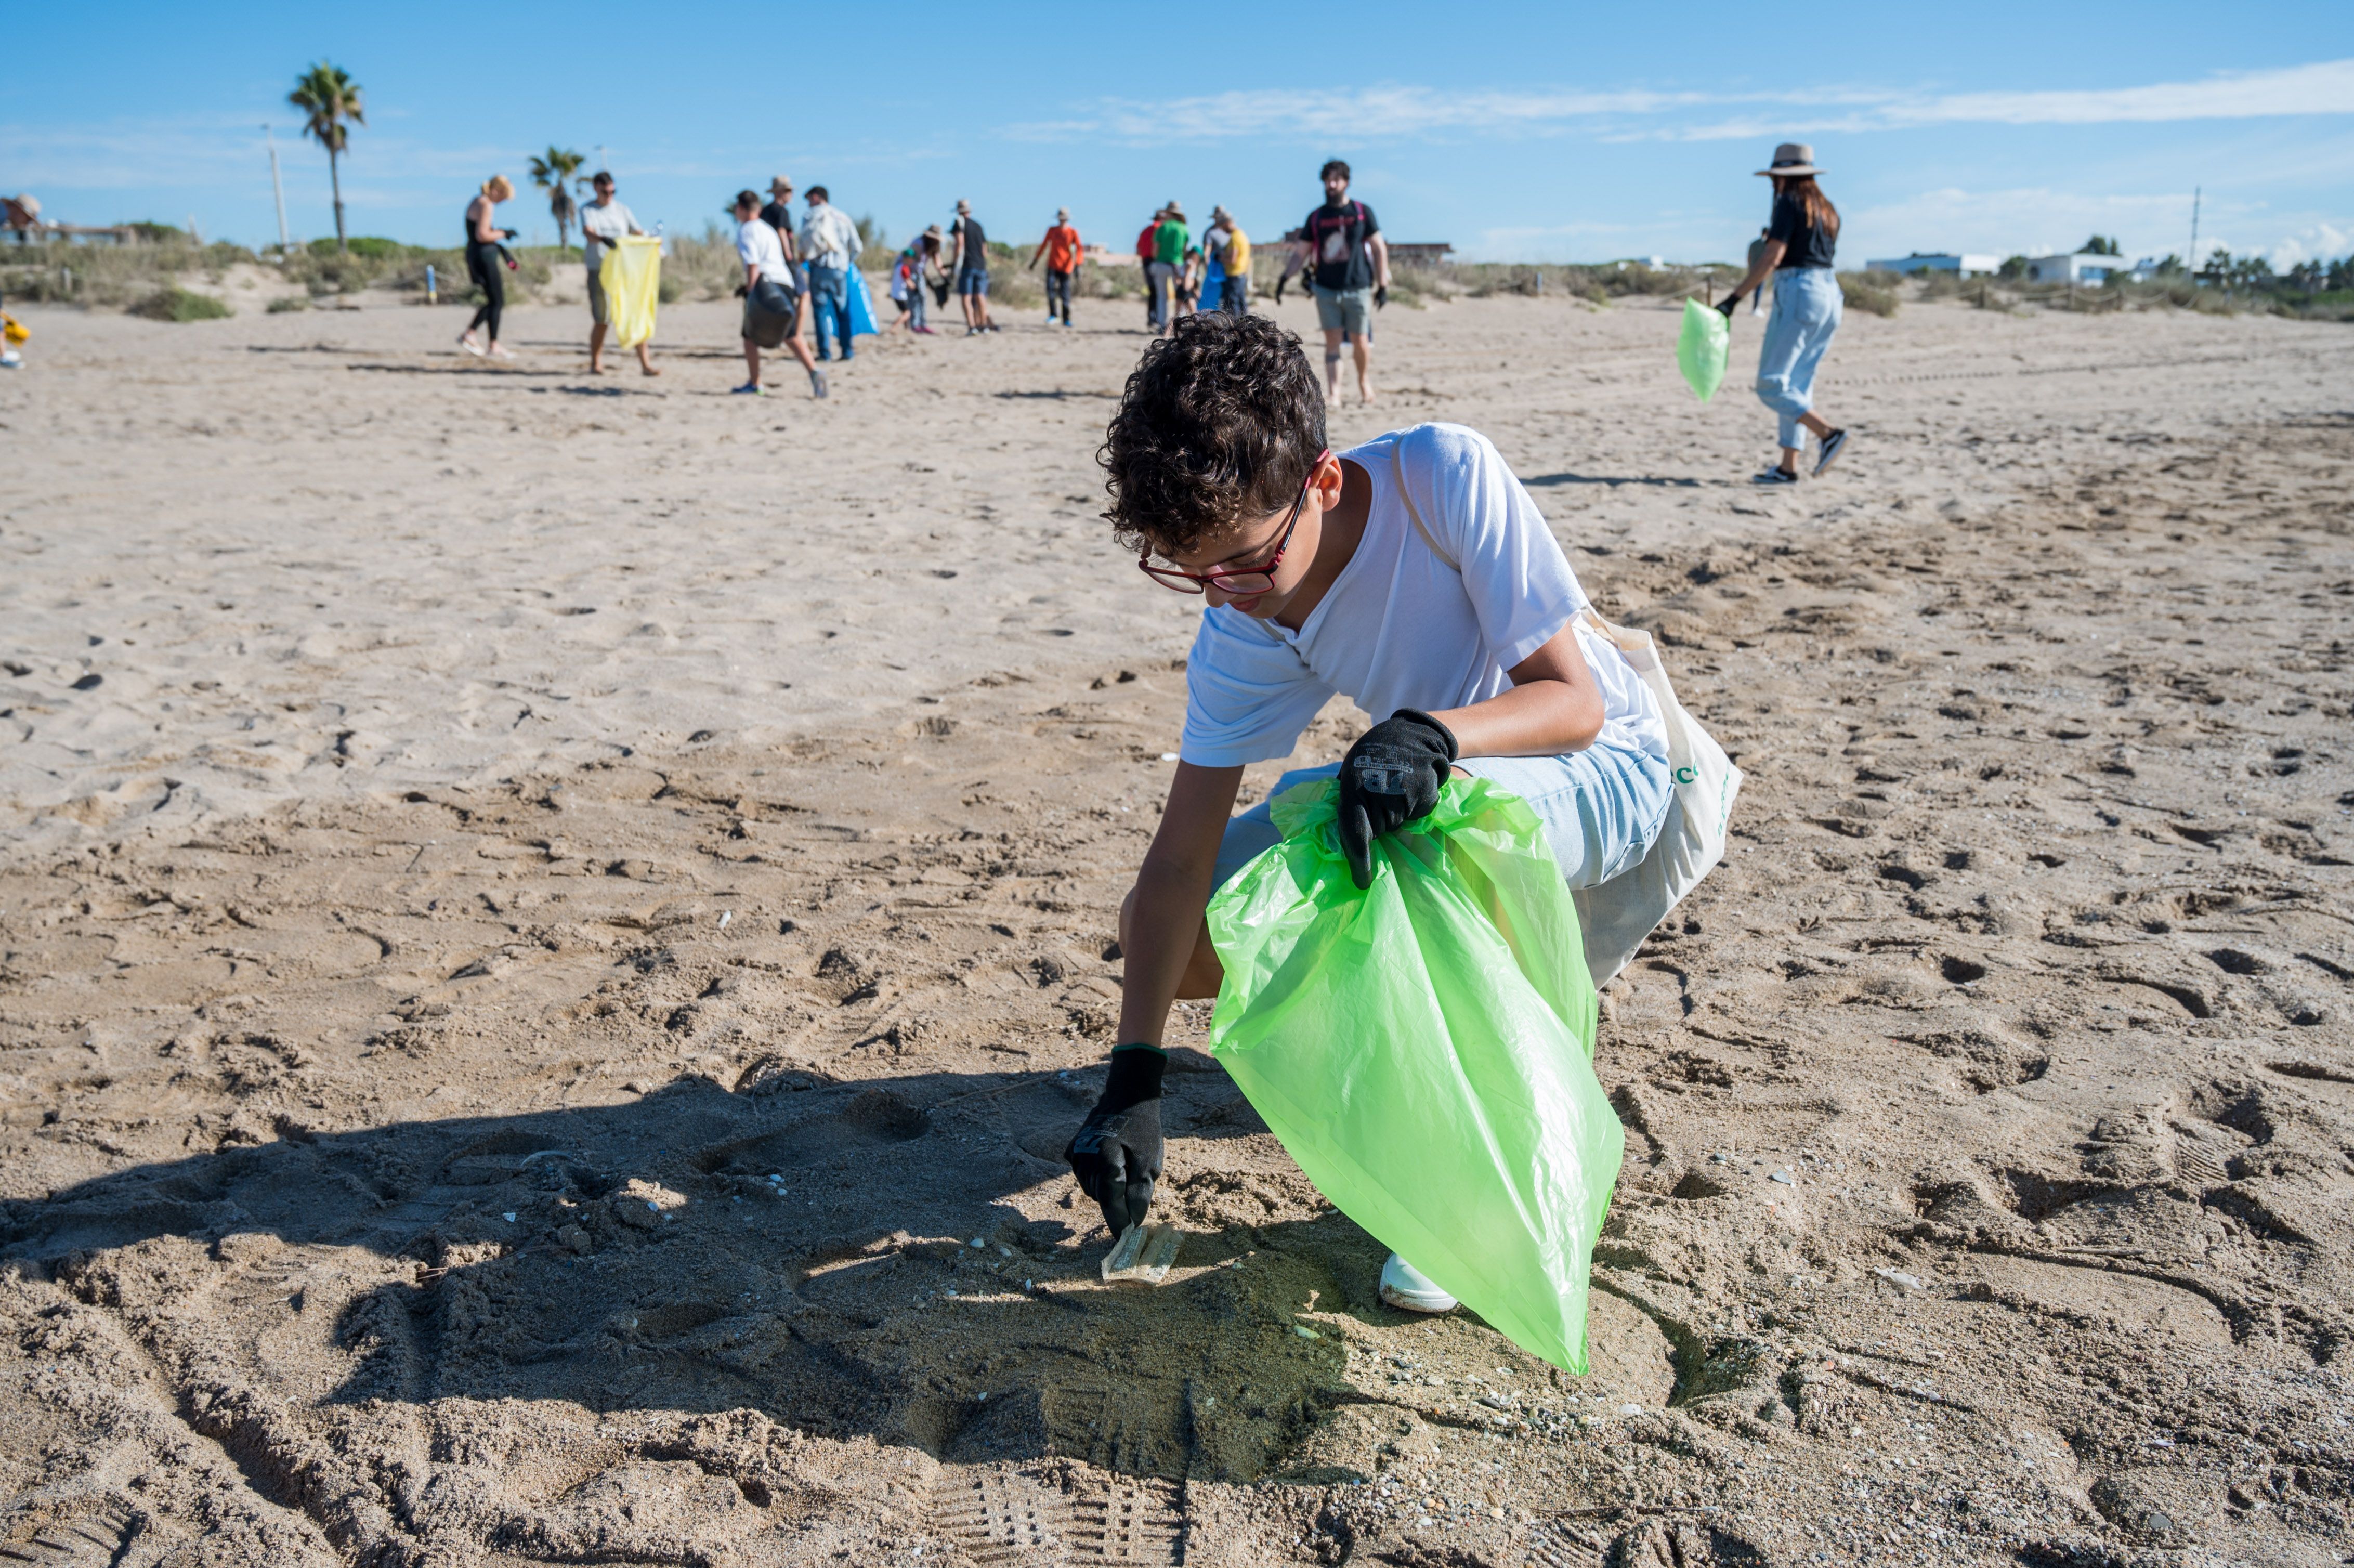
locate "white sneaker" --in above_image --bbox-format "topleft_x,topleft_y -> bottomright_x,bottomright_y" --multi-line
1379,1252 -> 1457,1314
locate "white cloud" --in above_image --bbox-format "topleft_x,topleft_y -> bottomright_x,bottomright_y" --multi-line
2269,221 -> 2353,267
1846,185 -> 2204,262
1013,59 -> 2354,145
1005,85 -> 1816,143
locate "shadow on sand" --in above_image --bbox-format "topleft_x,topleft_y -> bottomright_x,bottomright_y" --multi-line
4,1060 -> 1396,1485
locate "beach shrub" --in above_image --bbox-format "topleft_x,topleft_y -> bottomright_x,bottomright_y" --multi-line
1838,273 -> 1899,317
307,235 -> 408,259
267,295 -> 310,312
131,286 -> 232,321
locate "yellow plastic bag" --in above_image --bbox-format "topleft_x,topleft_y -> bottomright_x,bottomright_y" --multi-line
599,236 -> 662,348
2,312 -> 27,346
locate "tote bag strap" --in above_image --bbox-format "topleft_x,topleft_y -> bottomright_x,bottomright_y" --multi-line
1390,442 -> 1458,571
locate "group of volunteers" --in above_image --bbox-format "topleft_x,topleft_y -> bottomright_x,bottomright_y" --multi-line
451,145 -> 1848,473
1061,140 -> 1858,1324
1131,200 -> 1253,329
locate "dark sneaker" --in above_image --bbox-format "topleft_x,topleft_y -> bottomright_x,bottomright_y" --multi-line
1813,428 -> 1849,476
1752,466 -> 1799,485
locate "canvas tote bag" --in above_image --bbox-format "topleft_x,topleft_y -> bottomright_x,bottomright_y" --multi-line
1391,442 -> 1743,982
1563,608 -> 1742,982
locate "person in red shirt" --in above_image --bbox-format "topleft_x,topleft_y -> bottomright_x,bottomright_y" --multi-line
1135,210 -> 1163,330
1029,208 -> 1084,328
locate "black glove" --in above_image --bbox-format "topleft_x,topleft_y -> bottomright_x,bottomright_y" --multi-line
1375,284 -> 1389,309
1336,709 -> 1458,890
1714,292 -> 1738,318
1065,1046 -> 1166,1236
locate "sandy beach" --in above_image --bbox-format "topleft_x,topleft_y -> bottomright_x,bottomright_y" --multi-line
2,290 -> 2350,1566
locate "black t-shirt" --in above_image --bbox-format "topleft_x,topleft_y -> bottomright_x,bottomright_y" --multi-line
957,216 -> 988,272
1767,192 -> 1836,270
758,201 -> 798,262
1302,200 -> 1379,291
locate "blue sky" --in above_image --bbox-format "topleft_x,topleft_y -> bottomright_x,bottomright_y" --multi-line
6,2 -> 2350,266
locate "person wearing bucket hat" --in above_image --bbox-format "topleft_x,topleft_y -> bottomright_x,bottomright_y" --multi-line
1717,143 -> 1850,483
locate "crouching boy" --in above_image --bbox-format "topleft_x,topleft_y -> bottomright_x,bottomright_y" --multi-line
1065,313 -> 1677,1313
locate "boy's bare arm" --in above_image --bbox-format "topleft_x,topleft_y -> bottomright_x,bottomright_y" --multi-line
1428,623 -> 1606,759
1115,761 -> 1243,1047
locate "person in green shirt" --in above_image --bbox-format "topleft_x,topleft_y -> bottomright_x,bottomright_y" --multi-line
1148,202 -> 1189,335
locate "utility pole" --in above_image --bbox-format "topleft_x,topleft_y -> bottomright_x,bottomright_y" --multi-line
2188,186 -> 2200,273
266,125 -> 291,254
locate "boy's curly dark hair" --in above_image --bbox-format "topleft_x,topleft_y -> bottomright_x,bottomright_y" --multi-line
1099,312 -> 1327,557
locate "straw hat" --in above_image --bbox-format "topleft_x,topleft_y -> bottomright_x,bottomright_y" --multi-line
1755,142 -> 1823,177
1163,201 -> 1186,221
767,175 -> 794,196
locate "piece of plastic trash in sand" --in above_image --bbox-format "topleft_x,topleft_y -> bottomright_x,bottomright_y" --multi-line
1875,1267 -> 1926,1291
1676,297 -> 1730,402
1100,1221 -> 1182,1284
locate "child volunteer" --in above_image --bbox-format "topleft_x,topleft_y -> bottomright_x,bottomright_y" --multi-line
1065,314 -> 1673,1314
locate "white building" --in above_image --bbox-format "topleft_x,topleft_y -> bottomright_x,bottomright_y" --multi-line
2025,252 -> 2122,285
1865,252 -> 1999,277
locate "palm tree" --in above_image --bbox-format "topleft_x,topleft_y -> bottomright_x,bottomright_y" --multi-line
289,62 -> 364,253
529,148 -> 586,253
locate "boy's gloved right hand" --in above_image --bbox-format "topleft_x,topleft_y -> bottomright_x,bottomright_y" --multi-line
1065,1045 -> 1166,1235
1337,709 -> 1459,890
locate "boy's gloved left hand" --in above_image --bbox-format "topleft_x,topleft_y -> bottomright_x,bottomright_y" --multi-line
1065,1046 -> 1166,1236
1337,709 -> 1459,890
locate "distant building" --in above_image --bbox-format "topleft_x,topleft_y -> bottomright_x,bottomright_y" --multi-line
2024,252 -> 2121,285
1387,242 -> 1454,268
1865,252 -> 1999,277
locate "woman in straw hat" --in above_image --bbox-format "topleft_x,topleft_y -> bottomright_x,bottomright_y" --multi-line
459,175 -> 520,360
1718,143 -> 1848,483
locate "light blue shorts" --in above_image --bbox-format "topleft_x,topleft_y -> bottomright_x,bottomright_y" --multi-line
1210,743 -> 1675,894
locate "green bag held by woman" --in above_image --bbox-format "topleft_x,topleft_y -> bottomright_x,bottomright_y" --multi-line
1205,776 -> 1625,1373
1677,297 -> 1730,402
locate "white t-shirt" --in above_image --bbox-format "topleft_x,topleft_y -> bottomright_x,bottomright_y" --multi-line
581,199 -> 637,269
735,217 -> 789,283
1177,423 -> 1666,768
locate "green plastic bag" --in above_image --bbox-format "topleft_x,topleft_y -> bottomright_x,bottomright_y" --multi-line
1206,777 -> 1625,1372
1676,297 -> 1729,402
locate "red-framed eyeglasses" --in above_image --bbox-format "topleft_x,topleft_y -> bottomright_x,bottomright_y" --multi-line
1137,451 -> 1329,595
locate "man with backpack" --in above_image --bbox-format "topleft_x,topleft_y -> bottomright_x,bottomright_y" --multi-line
1294,160 -> 1390,404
